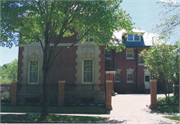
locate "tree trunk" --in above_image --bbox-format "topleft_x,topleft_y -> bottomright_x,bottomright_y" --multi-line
38,46 -> 52,120
38,66 -> 50,120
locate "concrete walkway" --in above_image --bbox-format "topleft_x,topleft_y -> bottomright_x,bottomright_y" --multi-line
107,94 -> 180,124
1,94 -> 180,123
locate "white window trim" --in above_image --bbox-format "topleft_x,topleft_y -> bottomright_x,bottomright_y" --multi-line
126,49 -> 134,59
126,68 -> 134,83
82,58 -> 94,84
28,59 -> 39,84
114,69 -> 121,83
144,68 -> 150,75
127,34 -> 141,42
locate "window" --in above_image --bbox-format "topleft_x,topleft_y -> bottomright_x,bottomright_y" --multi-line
126,49 -> 134,59
127,72 -> 133,82
127,34 -> 141,41
139,54 -> 145,65
134,35 -> 140,41
126,68 -> 134,83
29,60 -> 38,83
85,33 -> 93,42
127,34 -> 133,41
145,75 -> 150,82
83,60 -> 93,83
105,50 -> 112,60
114,69 -> 121,83
114,72 -> 121,83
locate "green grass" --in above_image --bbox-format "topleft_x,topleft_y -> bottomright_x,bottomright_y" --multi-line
1,113 -> 108,123
1,105 -> 107,114
165,116 -> 180,121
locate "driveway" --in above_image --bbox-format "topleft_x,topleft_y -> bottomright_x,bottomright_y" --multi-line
1,94 -> 180,123
107,94 -> 180,124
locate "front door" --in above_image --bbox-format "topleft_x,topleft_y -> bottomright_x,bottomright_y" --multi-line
144,75 -> 150,89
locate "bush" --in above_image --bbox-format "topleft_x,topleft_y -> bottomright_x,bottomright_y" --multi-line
157,95 -> 179,105
157,95 -> 179,113
1,91 -> 10,100
158,105 -> 179,113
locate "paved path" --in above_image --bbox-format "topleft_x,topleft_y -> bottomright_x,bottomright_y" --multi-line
107,94 -> 180,124
1,94 -> 180,123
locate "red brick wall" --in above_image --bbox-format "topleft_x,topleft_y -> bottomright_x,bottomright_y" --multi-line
99,46 -> 105,85
48,31 -> 79,85
112,48 -> 148,93
49,46 -> 77,85
137,65 -> 145,93
11,81 -> 17,106
58,81 -> 65,106
105,80 -> 112,110
105,49 -> 114,71
106,73 -> 114,92
17,47 -> 24,91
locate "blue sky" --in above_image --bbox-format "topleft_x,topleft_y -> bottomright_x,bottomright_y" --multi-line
0,0 -> 162,66
121,0 -> 161,33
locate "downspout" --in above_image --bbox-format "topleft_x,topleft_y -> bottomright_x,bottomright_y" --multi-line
135,48 -> 138,92
113,49 -> 115,70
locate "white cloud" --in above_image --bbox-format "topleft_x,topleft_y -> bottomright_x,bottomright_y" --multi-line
160,0 -> 180,3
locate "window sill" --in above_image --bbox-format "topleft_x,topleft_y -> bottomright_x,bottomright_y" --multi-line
114,81 -> 121,83
82,82 -> 93,84
85,41 -> 93,43
126,58 -> 134,60
127,81 -> 134,83
28,83 -> 39,84
106,58 -> 112,60
138,64 -> 145,66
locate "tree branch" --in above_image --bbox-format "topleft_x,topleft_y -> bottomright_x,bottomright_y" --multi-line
53,26 -> 93,61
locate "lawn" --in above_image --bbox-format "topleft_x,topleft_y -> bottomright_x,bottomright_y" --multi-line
165,116 -> 180,121
1,105 -> 107,114
1,114 -> 108,123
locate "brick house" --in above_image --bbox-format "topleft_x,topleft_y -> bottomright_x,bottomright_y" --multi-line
105,29 -> 158,93
16,28 -> 163,106
17,32 -> 108,106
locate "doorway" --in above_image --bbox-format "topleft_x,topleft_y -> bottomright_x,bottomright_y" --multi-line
144,75 -> 150,89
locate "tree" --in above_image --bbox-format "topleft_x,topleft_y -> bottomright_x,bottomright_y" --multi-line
1,1 -> 133,120
156,0 -> 180,42
156,0 -> 180,99
141,42 -> 179,98
0,59 -> 18,84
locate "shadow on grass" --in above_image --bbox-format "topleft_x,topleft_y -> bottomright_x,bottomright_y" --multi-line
142,105 -> 179,116
1,105 -> 107,114
103,119 -> 127,123
1,113 -> 109,123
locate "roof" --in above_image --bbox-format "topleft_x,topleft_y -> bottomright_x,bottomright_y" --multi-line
121,28 -> 146,36
112,29 -> 162,47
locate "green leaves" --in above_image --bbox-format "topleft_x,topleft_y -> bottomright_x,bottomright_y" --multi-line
1,1 -> 134,119
141,42 -> 179,83
1,1 -> 133,52
0,59 -> 18,84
